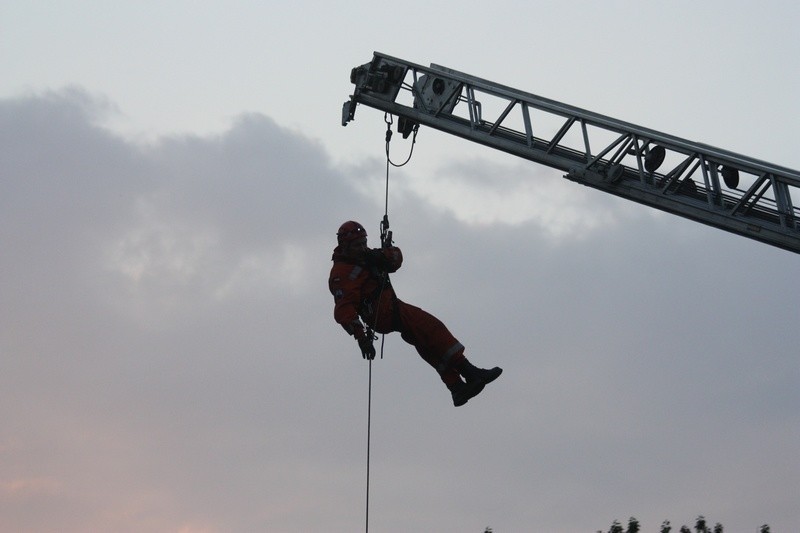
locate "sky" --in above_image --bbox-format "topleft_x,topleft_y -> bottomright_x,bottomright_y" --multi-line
1,1 -> 799,532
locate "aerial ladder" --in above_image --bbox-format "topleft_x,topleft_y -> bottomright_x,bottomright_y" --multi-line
342,52 -> 800,254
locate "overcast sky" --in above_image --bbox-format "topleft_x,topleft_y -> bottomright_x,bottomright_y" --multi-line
1,2 -> 798,532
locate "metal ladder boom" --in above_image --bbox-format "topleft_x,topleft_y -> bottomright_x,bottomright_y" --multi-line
342,52 -> 800,254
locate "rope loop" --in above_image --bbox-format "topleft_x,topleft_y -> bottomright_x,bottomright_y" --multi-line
384,112 -> 418,168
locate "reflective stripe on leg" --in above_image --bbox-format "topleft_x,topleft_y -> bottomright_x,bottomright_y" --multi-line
437,342 -> 465,372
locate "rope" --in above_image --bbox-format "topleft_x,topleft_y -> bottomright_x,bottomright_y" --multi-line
365,113 -> 417,533
365,359 -> 372,533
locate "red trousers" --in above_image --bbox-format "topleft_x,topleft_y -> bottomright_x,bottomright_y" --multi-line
373,298 -> 465,385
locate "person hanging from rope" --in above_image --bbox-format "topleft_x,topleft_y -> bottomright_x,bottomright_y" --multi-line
328,220 -> 502,406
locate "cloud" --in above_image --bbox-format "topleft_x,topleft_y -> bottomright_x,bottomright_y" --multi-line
1,89 -> 797,532
397,156 -> 632,239
0,477 -> 61,497
1,89 -> 363,531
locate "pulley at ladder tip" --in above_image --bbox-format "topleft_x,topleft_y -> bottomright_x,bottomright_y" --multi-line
397,116 -> 418,139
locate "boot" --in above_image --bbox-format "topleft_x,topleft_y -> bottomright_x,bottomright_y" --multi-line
448,363 -> 503,407
459,360 -> 503,387
447,379 -> 472,407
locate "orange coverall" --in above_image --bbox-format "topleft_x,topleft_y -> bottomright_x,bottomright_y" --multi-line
328,245 -> 467,385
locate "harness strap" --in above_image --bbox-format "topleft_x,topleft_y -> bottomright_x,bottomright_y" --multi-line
360,271 -> 395,328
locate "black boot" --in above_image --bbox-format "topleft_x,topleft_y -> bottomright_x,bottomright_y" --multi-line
449,361 -> 503,406
448,379 -> 471,407
459,360 -> 503,385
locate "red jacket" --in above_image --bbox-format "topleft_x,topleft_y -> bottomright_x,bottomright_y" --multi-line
328,246 -> 403,335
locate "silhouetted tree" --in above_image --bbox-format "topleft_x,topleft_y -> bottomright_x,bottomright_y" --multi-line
695,516 -> 708,533
602,516 -> 767,532
601,517 -> 640,533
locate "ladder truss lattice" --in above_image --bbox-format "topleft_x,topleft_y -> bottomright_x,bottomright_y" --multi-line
343,52 -> 800,254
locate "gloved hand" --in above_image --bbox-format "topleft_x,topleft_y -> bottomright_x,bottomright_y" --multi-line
358,335 -> 376,360
365,246 -> 402,273
353,324 -> 376,360
364,248 -> 387,269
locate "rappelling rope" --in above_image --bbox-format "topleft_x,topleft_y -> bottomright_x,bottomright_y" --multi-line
364,113 -> 418,533
365,358 -> 373,533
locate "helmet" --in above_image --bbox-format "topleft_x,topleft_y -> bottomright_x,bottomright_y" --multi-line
337,221 -> 367,245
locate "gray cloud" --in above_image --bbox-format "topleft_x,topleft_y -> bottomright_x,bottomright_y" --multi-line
1,90 -> 797,532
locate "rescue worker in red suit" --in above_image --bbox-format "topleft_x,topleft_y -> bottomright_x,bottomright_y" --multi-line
329,221 -> 502,406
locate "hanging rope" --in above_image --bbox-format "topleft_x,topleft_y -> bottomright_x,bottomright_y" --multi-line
364,113 -> 418,533
365,359 -> 373,533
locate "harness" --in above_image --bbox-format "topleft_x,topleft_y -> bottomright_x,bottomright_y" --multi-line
358,257 -> 400,332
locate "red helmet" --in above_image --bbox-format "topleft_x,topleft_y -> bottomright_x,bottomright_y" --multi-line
337,221 -> 367,245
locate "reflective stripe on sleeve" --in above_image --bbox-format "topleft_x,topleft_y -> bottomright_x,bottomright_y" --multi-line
348,266 -> 363,280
